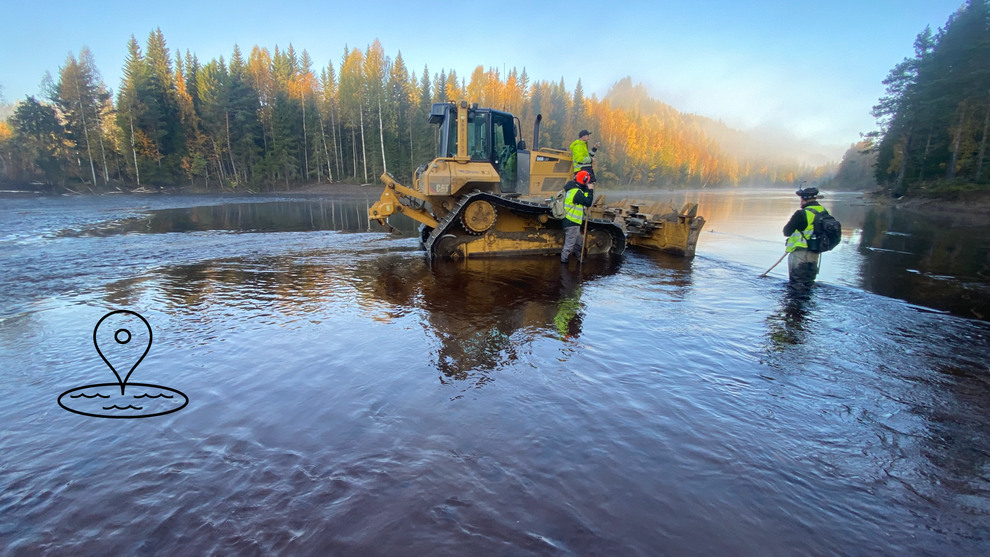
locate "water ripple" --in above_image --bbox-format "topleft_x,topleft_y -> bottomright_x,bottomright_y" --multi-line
2,194 -> 989,555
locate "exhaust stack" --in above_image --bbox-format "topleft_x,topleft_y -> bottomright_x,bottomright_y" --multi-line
532,114 -> 542,150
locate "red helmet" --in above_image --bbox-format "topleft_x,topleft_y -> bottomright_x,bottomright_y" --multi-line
575,170 -> 591,185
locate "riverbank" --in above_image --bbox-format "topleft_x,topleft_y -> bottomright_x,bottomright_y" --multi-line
864,188 -> 990,224
0,180 -> 381,200
289,182 -> 382,198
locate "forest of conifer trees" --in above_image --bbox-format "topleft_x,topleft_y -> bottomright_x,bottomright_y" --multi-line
0,30 -> 831,192
870,0 -> 990,197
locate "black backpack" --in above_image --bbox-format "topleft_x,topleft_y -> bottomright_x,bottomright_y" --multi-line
803,209 -> 842,253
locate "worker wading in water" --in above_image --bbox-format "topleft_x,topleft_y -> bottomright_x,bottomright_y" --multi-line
782,186 -> 828,286
561,170 -> 594,265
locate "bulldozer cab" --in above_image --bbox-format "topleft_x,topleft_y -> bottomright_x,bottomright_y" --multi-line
430,102 -> 520,192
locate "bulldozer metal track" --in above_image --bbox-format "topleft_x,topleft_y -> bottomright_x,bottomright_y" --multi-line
422,191 -> 626,260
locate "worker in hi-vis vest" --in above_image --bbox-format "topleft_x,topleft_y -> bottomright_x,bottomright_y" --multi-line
560,170 -> 594,265
783,186 -> 828,285
569,129 -> 600,184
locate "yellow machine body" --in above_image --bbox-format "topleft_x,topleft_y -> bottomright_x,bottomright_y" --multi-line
368,100 -> 704,260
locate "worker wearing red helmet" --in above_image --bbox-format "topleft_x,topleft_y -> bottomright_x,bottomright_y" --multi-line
560,170 -> 595,265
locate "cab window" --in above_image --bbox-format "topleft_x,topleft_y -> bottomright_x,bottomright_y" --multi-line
492,112 -> 517,188
440,114 -> 456,158
467,112 -> 489,160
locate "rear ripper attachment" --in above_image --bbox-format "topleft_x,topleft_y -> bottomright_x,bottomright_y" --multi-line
597,199 -> 706,258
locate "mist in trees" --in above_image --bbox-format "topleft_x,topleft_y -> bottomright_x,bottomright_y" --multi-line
2,29 -> 834,192
826,141 -> 878,191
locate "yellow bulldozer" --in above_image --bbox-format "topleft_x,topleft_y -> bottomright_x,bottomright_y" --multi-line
368,100 -> 705,260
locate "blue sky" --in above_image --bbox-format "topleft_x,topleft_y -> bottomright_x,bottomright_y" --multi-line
0,0 -> 967,160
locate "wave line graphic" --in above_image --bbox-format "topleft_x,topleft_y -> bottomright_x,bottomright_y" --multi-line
70,392 -> 111,399
102,404 -> 144,410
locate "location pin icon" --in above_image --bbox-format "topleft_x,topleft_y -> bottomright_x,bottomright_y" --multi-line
93,310 -> 153,395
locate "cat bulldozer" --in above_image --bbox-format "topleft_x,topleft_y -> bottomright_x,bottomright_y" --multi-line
368,100 -> 705,260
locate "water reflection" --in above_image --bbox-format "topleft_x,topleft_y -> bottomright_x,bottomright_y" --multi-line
553,268 -> 584,340
627,249 -> 696,297
99,244 -> 624,387
99,251 -> 365,342
765,284 -> 816,351
356,257 -> 622,383
921,356 -> 990,505
54,199 -> 419,237
856,207 -> 989,320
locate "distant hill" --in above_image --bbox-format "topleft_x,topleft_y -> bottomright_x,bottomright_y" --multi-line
825,141 -> 879,191
603,77 -> 839,167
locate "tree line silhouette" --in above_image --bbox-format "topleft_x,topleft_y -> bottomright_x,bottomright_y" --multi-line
0,31 -> 861,192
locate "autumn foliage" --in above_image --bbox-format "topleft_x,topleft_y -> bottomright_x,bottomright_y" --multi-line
1,32 -> 824,191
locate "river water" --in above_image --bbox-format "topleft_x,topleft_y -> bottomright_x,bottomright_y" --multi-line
1,189 -> 988,556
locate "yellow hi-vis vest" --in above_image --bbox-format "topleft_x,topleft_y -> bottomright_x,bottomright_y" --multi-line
570,139 -> 592,172
786,205 -> 825,252
564,187 -> 585,225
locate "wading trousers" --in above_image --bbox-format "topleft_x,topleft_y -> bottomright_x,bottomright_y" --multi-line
561,225 -> 584,263
788,248 -> 820,285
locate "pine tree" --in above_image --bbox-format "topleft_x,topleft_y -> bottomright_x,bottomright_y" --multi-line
320,60 -> 341,181
140,29 -> 185,185
247,46 -> 276,158
364,39 -> 388,179
196,57 -> 231,184
295,49 -> 317,182
547,78 -> 570,149
116,36 -> 149,185
417,65 -> 433,160
227,46 -> 264,188
175,50 -> 208,187
269,89 -> 301,190
9,97 -> 66,184
572,79 -> 586,141
54,51 -> 102,185
339,47 -> 367,180
433,70 -> 447,104
388,51 -> 414,181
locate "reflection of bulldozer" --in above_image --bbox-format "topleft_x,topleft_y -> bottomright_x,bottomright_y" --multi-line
356,256 -> 621,382
368,100 -> 705,260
